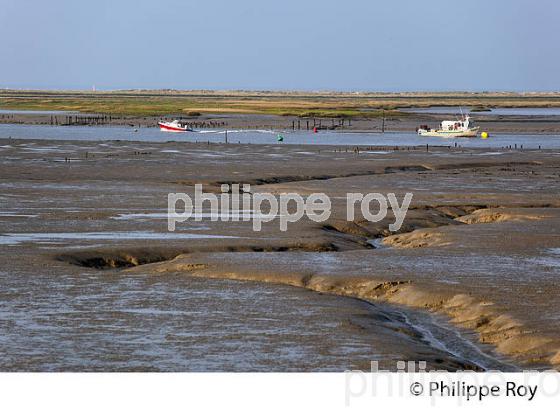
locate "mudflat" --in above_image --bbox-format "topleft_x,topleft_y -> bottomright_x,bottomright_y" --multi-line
1,138 -> 559,370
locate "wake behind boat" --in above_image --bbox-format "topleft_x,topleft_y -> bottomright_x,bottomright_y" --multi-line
158,120 -> 194,132
417,115 -> 479,138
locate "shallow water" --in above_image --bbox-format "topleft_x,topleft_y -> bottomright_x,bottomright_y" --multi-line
0,109 -> 80,115
529,248 -> 560,270
0,231 -> 238,246
113,211 -> 277,221
400,107 -> 560,116
0,267 -> 403,371
1,124 -> 559,149
0,260 -> 514,371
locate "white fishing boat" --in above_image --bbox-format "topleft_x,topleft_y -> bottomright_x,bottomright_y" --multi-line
158,120 -> 193,132
417,115 -> 479,138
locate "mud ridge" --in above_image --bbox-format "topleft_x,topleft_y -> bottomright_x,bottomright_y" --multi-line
176,161 -> 544,188
321,204 -> 488,241
382,206 -> 553,249
56,242 -> 342,270
58,204 -> 555,271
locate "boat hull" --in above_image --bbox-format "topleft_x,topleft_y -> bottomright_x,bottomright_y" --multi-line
418,128 -> 479,138
158,122 -> 192,132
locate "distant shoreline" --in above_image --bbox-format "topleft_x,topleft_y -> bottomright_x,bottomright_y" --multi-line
2,111 -> 560,134
2,89 -> 560,117
3,89 -> 560,134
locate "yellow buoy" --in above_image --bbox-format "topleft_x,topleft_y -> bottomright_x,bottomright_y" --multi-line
481,131 -> 489,139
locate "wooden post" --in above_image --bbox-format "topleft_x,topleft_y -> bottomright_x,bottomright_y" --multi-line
382,110 -> 385,133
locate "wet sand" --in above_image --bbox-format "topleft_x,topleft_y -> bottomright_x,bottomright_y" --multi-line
1,138 -> 559,370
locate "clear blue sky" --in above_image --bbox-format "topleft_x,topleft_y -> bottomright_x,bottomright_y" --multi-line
1,0 -> 559,91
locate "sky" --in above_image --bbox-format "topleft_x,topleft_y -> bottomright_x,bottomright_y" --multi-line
1,0 -> 559,91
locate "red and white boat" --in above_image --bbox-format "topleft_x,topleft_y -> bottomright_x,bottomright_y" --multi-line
158,120 -> 193,132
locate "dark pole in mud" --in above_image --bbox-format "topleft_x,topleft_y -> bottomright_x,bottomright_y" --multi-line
225,130 -> 228,144
382,110 -> 385,133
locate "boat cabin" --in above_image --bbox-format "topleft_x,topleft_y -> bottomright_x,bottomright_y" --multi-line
440,116 -> 473,131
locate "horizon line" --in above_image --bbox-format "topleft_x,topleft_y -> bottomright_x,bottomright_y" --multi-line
2,88 -> 560,95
